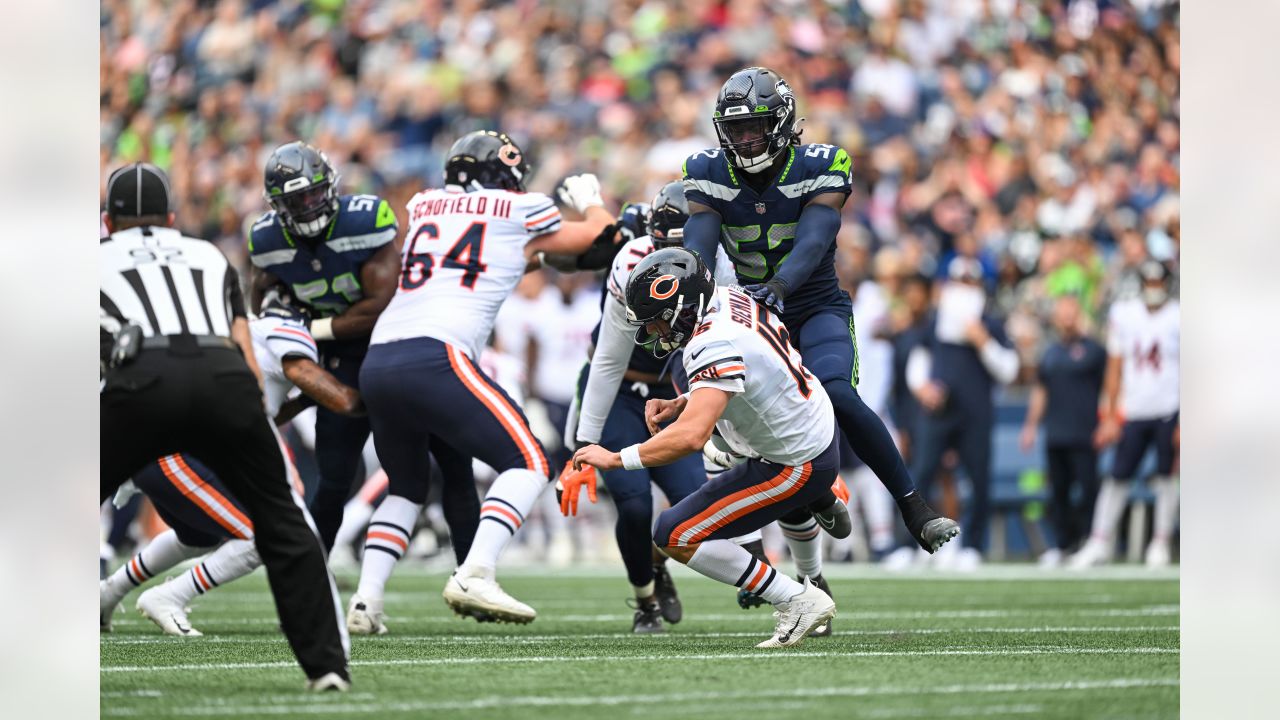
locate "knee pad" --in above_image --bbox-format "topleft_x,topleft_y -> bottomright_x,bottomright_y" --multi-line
652,510 -> 678,549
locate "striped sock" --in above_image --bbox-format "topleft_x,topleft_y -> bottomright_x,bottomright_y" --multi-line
177,539 -> 261,603
779,517 -> 823,579
686,539 -> 804,605
463,468 -> 546,572
356,495 -> 422,600
102,530 -> 207,607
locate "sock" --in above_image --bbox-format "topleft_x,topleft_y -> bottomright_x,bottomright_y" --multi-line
778,517 -> 823,579
176,539 -> 261,604
356,494 -> 422,600
853,465 -> 896,552
633,581 -> 655,599
102,530 -> 209,606
1087,478 -> 1132,544
1151,476 -> 1180,542
686,539 -> 804,605
462,468 -> 547,572
332,471 -> 388,551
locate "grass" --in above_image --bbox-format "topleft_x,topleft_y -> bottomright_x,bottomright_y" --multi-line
100,564 -> 1179,719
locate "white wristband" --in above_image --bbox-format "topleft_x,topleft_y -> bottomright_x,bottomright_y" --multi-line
310,317 -> 335,341
620,444 -> 644,471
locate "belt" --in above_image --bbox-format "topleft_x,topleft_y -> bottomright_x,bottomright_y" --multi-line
142,335 -> 237,351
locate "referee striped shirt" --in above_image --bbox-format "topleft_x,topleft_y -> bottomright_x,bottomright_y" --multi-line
100,226 -> 247,344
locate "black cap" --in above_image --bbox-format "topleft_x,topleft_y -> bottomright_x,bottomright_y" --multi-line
105,162 -> 172,219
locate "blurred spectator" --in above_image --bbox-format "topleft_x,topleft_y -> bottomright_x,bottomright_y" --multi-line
1020,295 -> 1106,566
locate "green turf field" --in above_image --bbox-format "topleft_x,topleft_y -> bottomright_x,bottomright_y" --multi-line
100,564 -> 1179,719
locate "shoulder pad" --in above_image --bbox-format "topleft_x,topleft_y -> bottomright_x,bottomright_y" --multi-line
777,144 -> 852,200
339,194 -> 398,231
248,213 -> 297,268
682,149 -> 741,205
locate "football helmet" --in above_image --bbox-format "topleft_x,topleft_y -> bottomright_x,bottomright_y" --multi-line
713,67 -> 801,173
648,181 -> 689,249
616,202 -> 651,244
264,142 -> 340,238
1138,258 -> 1171,306
624,247 -> 715,358
445,130 -> 530,192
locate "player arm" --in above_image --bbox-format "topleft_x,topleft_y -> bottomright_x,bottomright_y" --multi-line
321,243 -> 399,340
526,206 -> 615,258
764,193 -> 846,298
575,387 -> 730,471
1101,354 -> 1123,420
683,201 -> 722,275
249,266 -> 282,314
575,295 -> 635,446
225,266 -> 264,385
281,356 -> 363,417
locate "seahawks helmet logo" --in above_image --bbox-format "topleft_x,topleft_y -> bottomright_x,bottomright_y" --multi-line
650,274 -> 679,300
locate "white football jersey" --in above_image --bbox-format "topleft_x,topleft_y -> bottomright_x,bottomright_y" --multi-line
1107,298 -> 1180,420
249,315 -> 319,417
683,285 -> 836,466
371,187 -> 562,358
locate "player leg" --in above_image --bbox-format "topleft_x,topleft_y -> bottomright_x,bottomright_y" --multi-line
776,505 -> 833,635
330,469 -> 389,569
648,449 -> 709,626
310,353 -> 373,553
429,436 -> 481,565
794,311 -> 959,553
1071,420 -> 1153,568
1146,413 -> 1180,567
954,418 -> 994,564
653,433 -> 842,648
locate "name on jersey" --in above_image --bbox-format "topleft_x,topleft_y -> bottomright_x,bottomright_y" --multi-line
410,195 -> 513,223
728,289 -> 755,328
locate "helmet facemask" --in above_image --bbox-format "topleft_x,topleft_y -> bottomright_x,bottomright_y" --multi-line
628,289 -> 710,359
271,179 -> 339,237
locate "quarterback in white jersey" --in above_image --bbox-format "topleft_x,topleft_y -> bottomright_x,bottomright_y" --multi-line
573,248 -> 839,648
350,131 -> 613,632
1072,259 -> 1180,569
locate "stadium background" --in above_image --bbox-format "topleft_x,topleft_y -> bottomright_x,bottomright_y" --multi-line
99,0 -> 1180,564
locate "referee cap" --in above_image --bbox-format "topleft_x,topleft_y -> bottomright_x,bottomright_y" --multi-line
106,162 -> 172,219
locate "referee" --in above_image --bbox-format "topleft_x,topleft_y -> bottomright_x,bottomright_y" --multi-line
100,163 -> 351,690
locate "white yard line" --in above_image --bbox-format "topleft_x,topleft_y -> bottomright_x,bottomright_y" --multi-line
100,625 -> 1180,645
98,677 -> 1178,716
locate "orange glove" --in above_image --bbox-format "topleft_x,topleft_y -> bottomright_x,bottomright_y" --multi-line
831,474 -> 850,504
555,461 -> 599,517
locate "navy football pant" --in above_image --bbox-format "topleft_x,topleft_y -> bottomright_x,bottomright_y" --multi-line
310,350 -> 372,552
655,431 -> 840,548
580,365 -> 706,588
789,309 -> 916,499
132,454 -> 253,547
1112,413 -> 1179,480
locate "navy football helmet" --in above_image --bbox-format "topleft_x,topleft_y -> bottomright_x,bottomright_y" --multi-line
713,67 -> 801,173
264,142 -> 340,238
648,181 -> 689,249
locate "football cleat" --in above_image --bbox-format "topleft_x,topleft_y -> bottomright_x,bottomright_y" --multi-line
1144,540 -> 1171,568
443,566 -> 536,624
1068,538 -> 1111,569
652,563 -> 682,624
628,598 -> 666,634
805,574 -> 834,637
898,493 -> 960,553
100,580 -> 117,633
136,581 -> 202,637
756,577 -> 835,649
346,593 -> 388,636
737,588 -> 768,609
811,499 -> 853,540
305,672 -> 351,692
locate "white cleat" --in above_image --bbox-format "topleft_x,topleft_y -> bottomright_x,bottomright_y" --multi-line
136,581 -> 202,637
756,577 -> 835,649
100,580 -> 118,633
1067,538 -> 1112,569
442,566 -> 536,624
346,593 -> 388,635
1144,540 -> 1171,568
305,672 -> 351,692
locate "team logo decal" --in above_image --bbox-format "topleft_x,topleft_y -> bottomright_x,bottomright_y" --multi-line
498,143 -> 523,166
650,274 -> 679,300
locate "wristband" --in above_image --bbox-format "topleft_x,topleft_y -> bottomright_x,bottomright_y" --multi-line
620,444 -> 644,471
310,317 -> 336,341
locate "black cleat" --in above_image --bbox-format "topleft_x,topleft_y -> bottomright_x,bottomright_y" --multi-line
737,588 -> 767,609
898,492 -> 961,553
811,499 -> 853,539
629,598 -> 665,634
652,563 -> 682,624
805,574 -> 834,637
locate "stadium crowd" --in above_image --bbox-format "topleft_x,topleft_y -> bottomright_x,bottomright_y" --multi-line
100,0 -> 1180,564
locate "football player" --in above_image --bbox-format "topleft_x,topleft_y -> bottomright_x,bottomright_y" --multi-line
247,142 -> 476,554
1071,259 -> 1180,568
681,67 -> 959,554
573,247 -> 838,648
345,130 -> 613,632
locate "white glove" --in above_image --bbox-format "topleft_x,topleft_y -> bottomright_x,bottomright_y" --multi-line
702,440 -> 746,470
556,173 -> 605,215
112,480 -> 140,509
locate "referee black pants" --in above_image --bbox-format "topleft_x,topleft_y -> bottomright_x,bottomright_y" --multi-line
100,345 -> 349,681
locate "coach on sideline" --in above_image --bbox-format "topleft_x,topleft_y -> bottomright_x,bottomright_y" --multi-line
99,163 -> 351,691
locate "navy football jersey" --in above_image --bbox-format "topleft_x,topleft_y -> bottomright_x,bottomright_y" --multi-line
682,143 -> 853,319
248,193 -> 398,319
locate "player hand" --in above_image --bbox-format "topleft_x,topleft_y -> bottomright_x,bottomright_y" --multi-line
743,281 -> 786,315
1093,417 -> 1121,449
916,381 -> 946,412
555,461 -> 599,516
1019,424 -> 1036,453
572,444 -> 620,473
556,173 -> 605,215
645,396 -> 687,435
702,439 -> 743,470
831,475 -> 851,504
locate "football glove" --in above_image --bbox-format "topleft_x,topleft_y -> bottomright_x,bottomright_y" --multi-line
556,173 -> 605,215
555,461 -> 599,517
743,280 -> 787,316
574,222 -> 622,270
702,440 -> 746,470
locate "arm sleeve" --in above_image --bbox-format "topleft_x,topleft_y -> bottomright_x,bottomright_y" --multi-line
1105,305 -> 1126,356
906,346 -> 932,393
768,203 -> 840,296
575,295 -> 635,445
686,339 -> 746,395
684,211 -> 721,277
225,265 -> 247,319
977,317 -> 1018,385
522,193 -> 563,238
